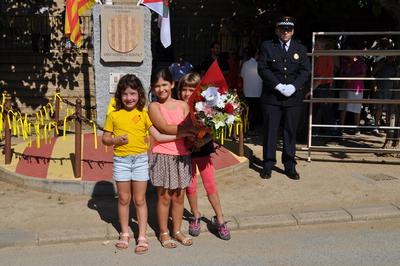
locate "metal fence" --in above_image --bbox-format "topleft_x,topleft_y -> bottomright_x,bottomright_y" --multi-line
304,31 -> 400,160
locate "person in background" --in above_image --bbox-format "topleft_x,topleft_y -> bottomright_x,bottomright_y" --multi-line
338,44 -> 367,136
240,46 -> 263,134
169,53 -> 193,98
370,37 -> 396,136
311,38 -> 336,137
201,42 -> 229,76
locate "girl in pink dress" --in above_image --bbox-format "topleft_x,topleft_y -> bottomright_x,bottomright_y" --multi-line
148,68 -> 194,248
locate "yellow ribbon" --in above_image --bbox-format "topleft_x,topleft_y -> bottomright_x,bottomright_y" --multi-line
44,124 -> 48,144
90,120 -> 98,149
47,102 -> 54,116
34,122 -> 40,148
39,110 -> 44,125
54,93 -> 63,111
63,116 -> 69,141
43,106 -> 49,120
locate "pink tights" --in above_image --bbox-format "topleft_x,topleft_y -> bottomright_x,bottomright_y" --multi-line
186,156 -> 217,196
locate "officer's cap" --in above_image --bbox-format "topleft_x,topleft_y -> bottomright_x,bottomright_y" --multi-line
276,16 -> 295,29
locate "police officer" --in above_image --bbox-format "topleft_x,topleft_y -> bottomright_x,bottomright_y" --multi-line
257,16 -> 310,180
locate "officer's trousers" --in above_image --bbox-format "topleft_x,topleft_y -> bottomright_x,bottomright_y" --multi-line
261,103 -> 302,170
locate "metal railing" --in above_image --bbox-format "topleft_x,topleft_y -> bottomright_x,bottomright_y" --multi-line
305,31 -> 400,161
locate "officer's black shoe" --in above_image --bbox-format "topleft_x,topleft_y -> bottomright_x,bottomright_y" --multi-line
285,169 -> 300,180
260,168 -> 272,179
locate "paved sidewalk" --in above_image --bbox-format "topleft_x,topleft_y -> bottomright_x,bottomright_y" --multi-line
1,134 -> 400,248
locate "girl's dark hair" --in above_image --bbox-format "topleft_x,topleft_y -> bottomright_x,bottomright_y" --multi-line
115,74 -> 146,111
150,67 -> 174,88
177,72 -> 201,97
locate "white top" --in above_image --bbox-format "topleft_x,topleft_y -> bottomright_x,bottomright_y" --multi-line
240,57 -> 263,98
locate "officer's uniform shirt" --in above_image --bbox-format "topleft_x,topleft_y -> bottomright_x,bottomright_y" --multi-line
258,38 -> 310,107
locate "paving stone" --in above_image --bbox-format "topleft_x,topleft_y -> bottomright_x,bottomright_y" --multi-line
392,202 -> 400,210
293,209 -> 351,225
345,205 -> 400,221
38,225 -> 107,245
236,214 -> 297,229
0,229 -> 38,248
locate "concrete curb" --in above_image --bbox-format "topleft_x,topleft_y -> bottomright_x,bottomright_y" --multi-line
0,156 -> 249,196
2,203 -> 400,249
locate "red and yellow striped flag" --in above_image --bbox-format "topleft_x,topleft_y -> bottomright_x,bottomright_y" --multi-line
65,0 -> 95,48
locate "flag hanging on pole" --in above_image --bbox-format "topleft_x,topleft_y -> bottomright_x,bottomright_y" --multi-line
65,0 -> 95,48
139,0 -> 171,48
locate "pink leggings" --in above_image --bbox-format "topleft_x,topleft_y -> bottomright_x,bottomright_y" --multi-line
186,155 -> 217,197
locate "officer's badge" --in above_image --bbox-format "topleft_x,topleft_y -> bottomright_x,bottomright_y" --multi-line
293,53 -> 299,60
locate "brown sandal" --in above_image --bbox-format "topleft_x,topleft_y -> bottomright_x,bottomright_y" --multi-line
159,232 -> 177,249
173,231 -> 193,246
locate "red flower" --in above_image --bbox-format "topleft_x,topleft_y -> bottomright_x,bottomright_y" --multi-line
194,93 -> 204,102
218,86 -> 228,95
224,103 -> 234,114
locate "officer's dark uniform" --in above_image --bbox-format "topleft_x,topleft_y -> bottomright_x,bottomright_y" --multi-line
257,18 -> 310,179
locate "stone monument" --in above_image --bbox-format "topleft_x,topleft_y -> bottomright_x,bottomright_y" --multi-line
92,4 -> 152,127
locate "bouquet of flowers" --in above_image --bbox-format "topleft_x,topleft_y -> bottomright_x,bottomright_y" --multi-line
188,60 -> 243,138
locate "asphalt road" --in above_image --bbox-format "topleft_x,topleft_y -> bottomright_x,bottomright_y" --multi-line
1,219 -> 400,266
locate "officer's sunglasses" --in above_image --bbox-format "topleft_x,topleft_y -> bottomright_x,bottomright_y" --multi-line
277,27 -> 294,33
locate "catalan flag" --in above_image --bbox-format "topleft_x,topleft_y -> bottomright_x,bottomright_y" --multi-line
65,0 -> 95,48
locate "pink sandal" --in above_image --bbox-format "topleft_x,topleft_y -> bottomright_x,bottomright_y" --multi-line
135,236 -> 149,254
115,232 -> 130,249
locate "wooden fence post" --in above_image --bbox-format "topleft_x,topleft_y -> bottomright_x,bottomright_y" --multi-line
74,99 -> 82,178
238,120 -> 244,157
4,92 -> 11,164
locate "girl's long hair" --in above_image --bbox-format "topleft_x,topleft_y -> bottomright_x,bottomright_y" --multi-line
150,67 -> 174,88
114,74 -> 146,111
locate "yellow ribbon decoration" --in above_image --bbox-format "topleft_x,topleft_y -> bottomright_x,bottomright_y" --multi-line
28,123 -> 32,147
63,116 -> 68,141
44,124 -> 48,144
54,93 -> 63,111
0,113 -> 3,140
43,106 -> 49,120
90,120 -> 98,149
221,127 -> 224,145
39,110 -> 44,125
34,122 -> 40,148
228,124 -> 233,137
47,103 -> 54,116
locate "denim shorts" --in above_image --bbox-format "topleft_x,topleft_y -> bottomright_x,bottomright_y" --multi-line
113,153 -> 149,182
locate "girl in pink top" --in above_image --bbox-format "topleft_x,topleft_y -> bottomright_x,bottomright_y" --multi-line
148,68 -> 194,248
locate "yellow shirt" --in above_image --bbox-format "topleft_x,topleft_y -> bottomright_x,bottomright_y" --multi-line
103,108 -> 153,156
107,97 -> 116,115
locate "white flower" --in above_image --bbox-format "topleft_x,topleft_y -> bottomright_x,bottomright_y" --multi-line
195,101 -> 204,112
201,86 -> 220,107
214,120 -> 225,129
216,94 -> 227,108
226,114 -> 235,125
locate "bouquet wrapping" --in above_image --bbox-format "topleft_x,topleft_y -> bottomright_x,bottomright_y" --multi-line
188,60 -> 243,143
